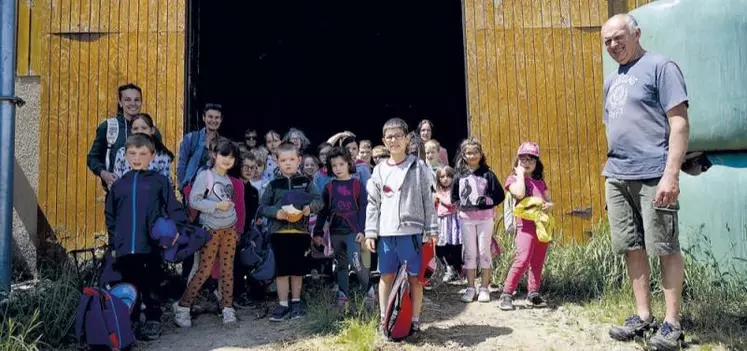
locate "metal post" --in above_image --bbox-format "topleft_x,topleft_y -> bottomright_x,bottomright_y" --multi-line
0,0 -> 19,295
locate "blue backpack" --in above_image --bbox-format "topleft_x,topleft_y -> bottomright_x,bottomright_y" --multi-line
75,287 -> 136,350
238,209 -> 275,281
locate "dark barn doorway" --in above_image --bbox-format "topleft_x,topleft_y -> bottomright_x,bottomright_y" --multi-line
187,1 -> 468,156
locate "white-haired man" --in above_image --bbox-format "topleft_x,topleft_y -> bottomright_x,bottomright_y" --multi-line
601,13 -> 690,351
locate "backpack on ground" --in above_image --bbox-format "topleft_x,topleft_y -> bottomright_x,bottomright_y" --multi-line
238,216 -> 276,282
382,262 -> 414,341
104,118 -> 119,171
418,240 -> 444,289
75,286 -> 136,350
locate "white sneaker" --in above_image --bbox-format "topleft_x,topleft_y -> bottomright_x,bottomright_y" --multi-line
477,287 -> 491,302
173,302 -> 192,328
442,266 -> 455,283
461,287 -> 476,303
222,307 -> 237,325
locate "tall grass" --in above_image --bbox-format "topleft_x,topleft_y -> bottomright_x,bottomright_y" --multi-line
1,261 -> 83,350
0,309 -> 43,351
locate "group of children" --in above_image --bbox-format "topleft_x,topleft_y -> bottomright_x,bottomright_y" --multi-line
103,114 -> 555,343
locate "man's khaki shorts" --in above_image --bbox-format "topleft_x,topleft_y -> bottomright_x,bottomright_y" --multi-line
605,178 -> 680,257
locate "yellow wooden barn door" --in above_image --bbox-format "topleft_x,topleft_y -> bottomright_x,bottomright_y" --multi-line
463,0 -> 611,243
37,0 -> 186,251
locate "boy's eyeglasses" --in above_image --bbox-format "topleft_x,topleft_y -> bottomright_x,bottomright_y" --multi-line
384,133 -> 405,141
242,165 -> 258,170
246,135 -> 257,140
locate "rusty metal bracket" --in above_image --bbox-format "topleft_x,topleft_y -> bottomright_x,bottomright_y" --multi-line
0,96 -> 25,107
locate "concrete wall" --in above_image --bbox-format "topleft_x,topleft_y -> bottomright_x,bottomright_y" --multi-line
12,76 -> 40,280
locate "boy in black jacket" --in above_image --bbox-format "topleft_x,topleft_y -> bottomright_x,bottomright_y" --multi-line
105,134 -> 187,341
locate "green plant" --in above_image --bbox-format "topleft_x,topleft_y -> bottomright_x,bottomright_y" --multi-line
304,282 -> 379,350
0,309 -> 43,351
3,262 -> 81,349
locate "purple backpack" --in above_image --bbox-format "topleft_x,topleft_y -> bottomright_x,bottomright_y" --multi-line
75,287 -> 136,350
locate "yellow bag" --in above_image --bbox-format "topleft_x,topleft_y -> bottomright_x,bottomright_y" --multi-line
513,197 -> 555,243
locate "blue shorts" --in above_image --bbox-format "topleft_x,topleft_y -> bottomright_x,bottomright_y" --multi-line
377,234 -> 423,276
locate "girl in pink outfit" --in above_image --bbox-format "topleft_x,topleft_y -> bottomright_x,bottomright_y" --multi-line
499,141 -> 553,311
434,166 -> 462,283
451,139 -> 505,303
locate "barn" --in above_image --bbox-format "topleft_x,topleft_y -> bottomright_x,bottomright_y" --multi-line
9,0 -> 655,276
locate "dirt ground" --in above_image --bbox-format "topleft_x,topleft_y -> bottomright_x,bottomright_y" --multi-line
138,282 -> 716,351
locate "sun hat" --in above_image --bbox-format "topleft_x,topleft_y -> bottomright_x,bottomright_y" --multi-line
517,142 -> 540,158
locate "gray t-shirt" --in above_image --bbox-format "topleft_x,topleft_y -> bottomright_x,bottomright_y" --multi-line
602,51 -> 689,180
189,169 -> 237,230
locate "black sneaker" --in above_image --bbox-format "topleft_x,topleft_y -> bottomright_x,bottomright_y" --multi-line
289,301 -> 306,319
525,292 -> 548,308
609,315 -> 658,341
648,321 -> 685,351
408,322 -> 422,340
269,304 -> 290,322
499,294 -> 515,311
139,320 -> 162,341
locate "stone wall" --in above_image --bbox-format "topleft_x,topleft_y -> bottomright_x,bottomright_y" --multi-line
11,76 -> 40,280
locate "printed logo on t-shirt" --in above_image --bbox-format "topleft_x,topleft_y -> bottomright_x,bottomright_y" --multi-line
335,184 -> 354,211
606,74 -> 639,121
212,182 -> 234,201
458,175 -> 488,206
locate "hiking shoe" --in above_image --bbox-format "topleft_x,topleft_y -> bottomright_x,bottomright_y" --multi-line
477,287 -> 491,302
609,315 -> 657,341
290,301 -> 306,319
525,292 -> 547,308
269,304 -> 290,322
461,287 -> 477,303
172,302 -> 192,328
222,307 -> 237,325
648,321 -> 685,351
408,321 -> 421,339
498,293 -> 515,311
139,320 -> 162,341
335,292 -> 348,308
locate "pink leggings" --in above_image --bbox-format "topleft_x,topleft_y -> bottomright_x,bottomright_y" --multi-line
460,218 -> 494,270
502,230 -> 549,294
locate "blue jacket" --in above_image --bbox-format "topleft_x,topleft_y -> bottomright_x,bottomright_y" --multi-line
105,170 -> 188,257
176,128 -> 207,191
313,162 -> 371,192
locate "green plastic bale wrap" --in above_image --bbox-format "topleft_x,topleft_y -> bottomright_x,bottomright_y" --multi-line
602,0 -> 747,152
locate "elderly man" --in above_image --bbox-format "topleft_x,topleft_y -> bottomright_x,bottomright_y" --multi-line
601,14 -> 690,351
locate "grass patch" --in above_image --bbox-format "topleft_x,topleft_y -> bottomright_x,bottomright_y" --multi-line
1,261 -> 85,350
0,309 -> 43,351
495,222 -> 747,349
303,282 -> 379,350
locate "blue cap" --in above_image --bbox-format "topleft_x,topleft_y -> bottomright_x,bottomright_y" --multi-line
151,217 -> 178,247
